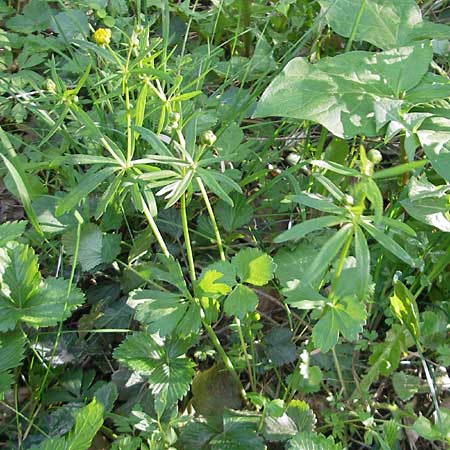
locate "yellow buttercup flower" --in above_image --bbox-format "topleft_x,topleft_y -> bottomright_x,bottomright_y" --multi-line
93,28 -> 111,46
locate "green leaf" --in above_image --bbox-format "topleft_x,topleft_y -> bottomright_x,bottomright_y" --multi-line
262,327 -> 297,367
417,130 -> 450,183
5,0 -> 52,33
254,44 -> 432,138
286,192 -> 343,214
56,166 -> 117,216
0,155 -> 43,236
413,409 -> 450,442
319,0 -> 450,50
287,432 -> 343,450
215,194 -> 254,232
274,216 -> 344,243
232,248 -> 275,286
0,221 -> 27,246
113,332 -> 195,415
0,332 -> 26,373
198,271 -> 232,296
303,224 -> 353,285
390,281 -> 420,343
210,410 -> 265,450
224,284 -> 259,319
19,278 -> 85,329
286,400 -> 317,432
312,296 -> 367,353
62,224 -> 120,272
2,242 -> 40,307
191,364 -> 243,423
355,225 -> 370,300
30,399 -> 104,450
392,372 -> 421,401
362,221 -> 416,267
131,290 -> 200,337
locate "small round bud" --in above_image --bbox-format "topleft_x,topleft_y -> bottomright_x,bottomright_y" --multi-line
93,28 -> 112,46
45,79 -> 56,93
169,112 -> 181,123
367,149 -> 382,164
200,130 -> 217,146
344,194 -> 354,206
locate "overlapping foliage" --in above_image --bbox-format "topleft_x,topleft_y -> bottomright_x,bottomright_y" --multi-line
0,0 -> 449,449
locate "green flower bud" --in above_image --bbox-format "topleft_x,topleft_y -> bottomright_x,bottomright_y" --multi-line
200,130 -> 217,146
367,149 -> 383,164
45,79 -> 56,93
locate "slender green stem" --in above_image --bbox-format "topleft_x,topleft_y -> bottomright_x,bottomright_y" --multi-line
197,177 -> 225,260
201,316 -> 248,405
332,346 -> 348,398
180,193 -> 196,281
140,192 -> 170,257
345,0 -> 367,52
198,176 -> 255,392
331,231 -> 353,291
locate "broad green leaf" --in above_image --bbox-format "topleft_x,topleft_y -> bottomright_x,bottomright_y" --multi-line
254,44 -> 433,138
0,154 -> 43,235
62,224 -> 120,272
392,372 -> 421,401
5,0 -> 52,33
417,130 -> 450,182
210,410 -> 264,450
232,248 -> 275,286
0,332 -> 26,374
114,332 -> 195,415
405,73 -> 450,105
198,271 -> 232,296
355,226 -> 370,301
30,399 -> 104,450
287,432 -> 343,450
413,409 -> 450,442
19,278 -> 84,329
303,224 -> 353,285
131,290 -> 200,337
274,216 -> 344,243
390,281 -> 420,343
263,414 -> 298,442
224,284 -> 259,319
286,192 -> 343,214
2,243 -> 40,306
215,194 -> 254,232
319,0 -> 450,50
362,221 -> 416,267
56,166 -> 117,216
262,327 -> 297,367
312,296 -> 367,353
191,364 -> 242,423
286,400 -> 317,432
0,221 -> 27,246
402,197 -> 450,232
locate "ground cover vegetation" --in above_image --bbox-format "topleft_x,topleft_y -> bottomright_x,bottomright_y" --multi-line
0,0 -> 449,448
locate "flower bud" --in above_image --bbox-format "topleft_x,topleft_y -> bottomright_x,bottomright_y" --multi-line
45,79 -> 56,93
367,149 -> 382,164
200,130 -> 217,146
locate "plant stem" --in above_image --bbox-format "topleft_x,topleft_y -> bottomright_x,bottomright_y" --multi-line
197,177 -> 225,261
201,316 -> 249,405
240,0 -> 252,56
180,192 -> 196,281
345,0 -> 367,52
332,346 -> 348,398
197,177 -> 254,395
140,192 -> 170,257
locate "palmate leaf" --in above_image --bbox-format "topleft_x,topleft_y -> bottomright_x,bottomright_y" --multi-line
319,0 -> 450,50
130,289 -> 201,337
312,296 -> 367,353
0,243 -> 84,331
0,221 -> 27,246
287,432 -> 343,450
210,410 -> 265,450
224,284 -> 259,319
30,399 -> 104,450
254,43 -> 433,139
231,248 -> 275,286
113,332 -> 195,415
